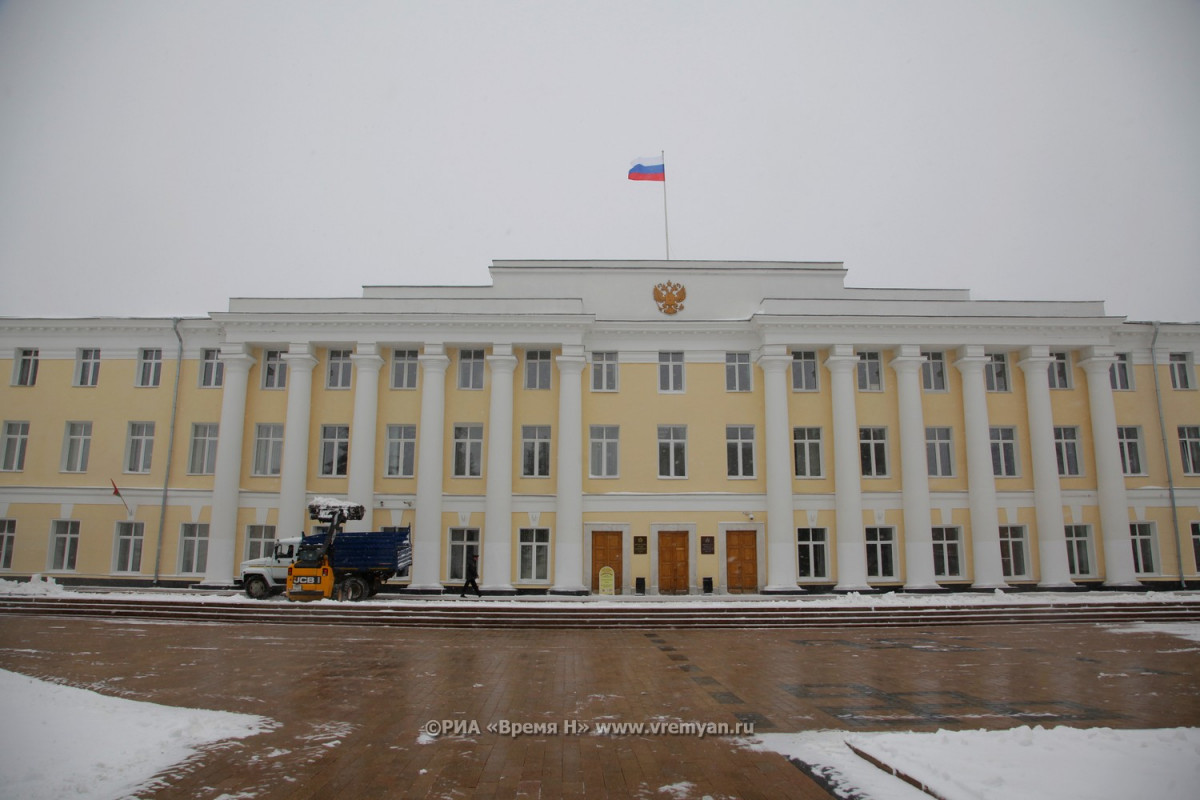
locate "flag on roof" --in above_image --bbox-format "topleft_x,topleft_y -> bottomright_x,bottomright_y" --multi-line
628,155 -> 665,181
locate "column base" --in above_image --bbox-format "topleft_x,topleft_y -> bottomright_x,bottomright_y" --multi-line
833,582 -> 873,593
761,585 -> 808,595
1037,581 -> 1086,591
550,585 -> 589,596
902,585 -> 951,594
406,583 -> 446,594
1101,580 -> 1148,590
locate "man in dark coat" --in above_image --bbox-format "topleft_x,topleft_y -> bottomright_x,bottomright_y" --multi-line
460,553 -> 481,597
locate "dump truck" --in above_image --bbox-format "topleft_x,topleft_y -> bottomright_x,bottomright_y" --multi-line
285,498 -> 412,602
239,538 -> 301,599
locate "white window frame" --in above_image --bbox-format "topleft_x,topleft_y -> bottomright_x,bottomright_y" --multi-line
113,521 -> 144,573
857,351 -> 883,391
49,520 -> 79,571
1169,353 -> 1194,390
932,526 -> 963,579
522,425 -> 551,478
385,424 -> 416,478
1109,353 -> 1132,391
1179,426 -> 1200,476
525,350 -> 552,390
1054,426 -> 1082,476
1064,524 -> 1095,577
990,427 -> 1018,477
320,424 -> 350,477
725,352 -> 751,392
589,425 -> 619,478
792,351 -> 819,392
458,349 -> 485,390
0,518 -> 14,569
999,525 -> 1029,579
1130,522 -> 1158,575
262,349 -> 288,389
188,423 -> 219,475
448,527 -> 480,581
985,352 -> 1010,392
253,423 -> 284,476
859,427 -> 888,477
62,421 -> 92,473
1191,522 -> 1200,576
13,348 -> 39,386
518,528 -> 551,582
2,421 -> 29,472
658,352 -> 684,393
1047,351 -> 1072,389
199,349 -> 223,388
922,351 -> 947,392
391,349 -> 418,390
137,348 -> 162,387
797,528 -> 829,580
591,351 -> 618,392
126,422 -> 155,474
453,424 -> 483,478
179,523 -> 209,575
76,348 -> 101,387
1117,426 -> 1145,476
326,349 -> 353,389
658,424 -> 687,478
726,425 -> 755,478
865,526 -> 896,579
926,426 -> 954,477
793,427 -> 823,478
245,524 -> 276,561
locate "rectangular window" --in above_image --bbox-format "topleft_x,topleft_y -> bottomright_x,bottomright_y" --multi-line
1180,426 -> 1200,475
114,521 -> 144,573
320,424 -> 350,477
458,349 -> 484,390
793,427 -> 823,478
327,349 -> 353,389
1110,353 -> 1132,391
797,528 -> 828,580
1130,522 -> 1157,574
1047,351 -> 1071,389
188,423 -> 219,475
263,349 -> 288,389
1065,524 -> 1093,577
385,424 -> 416,478
200,349 -> 223,387
50,520 -> 79,571
985,353 -> 1010,392
522,425 -> 551,478
726,425 -> 755,478
1192,522 -> 1200,575
859,427 -> 888,477
14,348 -> 38,386
180,523 -> 209,574
932,526 -> 963,579
138,348 -> 162,387
589,425 -> 619,478
658,425 -> 687,478
0,518 -> 16,569
926,427 -> 953,477
453,424 -> 483,478
525,350 -> 551,390
62,421 -> 92,473
1054,427 -> 1081,476
999,525 -> 1028,579
518,528 -> 550,581
990,427 -> 1018,477
76,348 -> 101,387
792,351 -> 819,391
1170,353 -> 1194,389
2,421 -> 29,471
726,352 -> 751,392
658,352 -> 684,392
448,527 -> 480,581
253,423 -> 284,476
922,351 -> 947,391
857,351 -> 882,391
1117,426 -> 1144,475
126,422 -> 155,473
865,527 -> 896,579
391,349 -> 418,390
246,524 -> 276,560
592,351 -> 618,392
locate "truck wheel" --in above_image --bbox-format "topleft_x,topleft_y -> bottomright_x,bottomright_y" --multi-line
341,576 -> 370,602
244,575 -> 270,599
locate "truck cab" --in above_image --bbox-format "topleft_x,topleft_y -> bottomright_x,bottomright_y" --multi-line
239,538 -> 300,599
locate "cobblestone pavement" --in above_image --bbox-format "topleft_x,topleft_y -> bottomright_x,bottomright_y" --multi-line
2,616 -> 1198,799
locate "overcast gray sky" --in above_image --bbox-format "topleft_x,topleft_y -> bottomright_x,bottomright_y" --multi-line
1,0 -> 1197,322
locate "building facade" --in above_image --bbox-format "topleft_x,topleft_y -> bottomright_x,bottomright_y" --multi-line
2,260 -> 1198,594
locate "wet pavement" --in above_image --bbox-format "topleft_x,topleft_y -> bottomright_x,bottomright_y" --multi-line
1,616 -> 1198,799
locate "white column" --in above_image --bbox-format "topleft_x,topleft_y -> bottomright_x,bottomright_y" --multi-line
409,347 -> 449,591
760,350 -> 798,592
346,345 -> 384,531
551,350 -> 587,594
1080,349 -> 1139,586
202,347 -> 255,585
277,345 -> 318,539
482,347 -> 517,593
891,347 -> 939,590
826,345 -> 869,591
1018,347 -> 1074,587
955,346 -> 1008,589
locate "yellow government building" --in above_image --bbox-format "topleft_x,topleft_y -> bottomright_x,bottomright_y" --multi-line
1,260 -> 1198,595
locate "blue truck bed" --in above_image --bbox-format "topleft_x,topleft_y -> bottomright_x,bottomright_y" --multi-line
301,528 -> 412,573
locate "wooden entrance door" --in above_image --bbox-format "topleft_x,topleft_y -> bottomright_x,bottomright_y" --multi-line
591,531 -> 623,593
726,530 -> 758,593
658,531 -> 689,595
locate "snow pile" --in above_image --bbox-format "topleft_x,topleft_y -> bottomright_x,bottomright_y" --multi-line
0,669 -> 274,800
751,726 -> 1200,800
0,574 -> 67,596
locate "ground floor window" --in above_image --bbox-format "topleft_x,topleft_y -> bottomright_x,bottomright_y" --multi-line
865,527 -> 896,579
797,528 -> 828,580
180,523 -> 209,574
50,520 -> 79,571
932,526 -> 963,578
114,521 -> 143,573
519,528 -> 550,581
245,525 -> 276,560
448,528 -> 480,581
1130,522 -> 1157,575
1064,525 -> 1094,577
1192,523 -> 1200,574
999,525 -> 1028,579
0,519 -> 14,569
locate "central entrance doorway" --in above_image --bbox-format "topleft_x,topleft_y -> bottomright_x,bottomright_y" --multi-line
591,531 -> 623,594
726,530 -> 758,593
658,531 -> 689,595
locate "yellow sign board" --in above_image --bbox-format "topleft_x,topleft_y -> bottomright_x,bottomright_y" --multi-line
598,565 -> 616,596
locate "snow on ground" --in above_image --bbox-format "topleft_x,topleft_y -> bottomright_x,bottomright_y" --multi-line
0,669 -> 274,800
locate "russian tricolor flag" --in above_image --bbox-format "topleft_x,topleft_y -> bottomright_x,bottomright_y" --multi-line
628,155 -> 665,181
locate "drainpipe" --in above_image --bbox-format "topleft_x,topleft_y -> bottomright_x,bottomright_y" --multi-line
1149,322 -> 1186,589
153,318 -> 184,585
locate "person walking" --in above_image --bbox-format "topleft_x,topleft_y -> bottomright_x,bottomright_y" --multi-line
460,553 -> 481,598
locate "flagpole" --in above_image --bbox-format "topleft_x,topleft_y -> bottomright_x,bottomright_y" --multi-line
661,150 -> 671,260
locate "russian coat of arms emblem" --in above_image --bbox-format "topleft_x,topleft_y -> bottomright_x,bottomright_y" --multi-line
653,281 -> 686,315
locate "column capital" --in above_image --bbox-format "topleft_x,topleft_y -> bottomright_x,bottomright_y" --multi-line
824,345 -> 858,373
419,352 -> 450,372
756,353 -> 792,374
889,350 -> 926,373
486,353 -> 519,373
282,349 -> 318,369
217,347 -> 256,373
350,352 -> 385,371
1017,345 -> 1054,371
1079,353 -> 1117,375
555,353 -> 587,375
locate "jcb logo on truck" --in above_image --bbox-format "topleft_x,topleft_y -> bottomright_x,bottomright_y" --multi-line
292,576 -> 319,585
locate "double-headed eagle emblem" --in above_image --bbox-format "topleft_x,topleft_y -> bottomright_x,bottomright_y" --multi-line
653,281 -> 686,315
